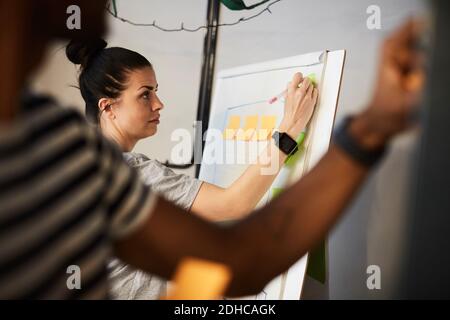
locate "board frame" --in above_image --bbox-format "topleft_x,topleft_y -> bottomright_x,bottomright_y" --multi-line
199,50 -> 346,299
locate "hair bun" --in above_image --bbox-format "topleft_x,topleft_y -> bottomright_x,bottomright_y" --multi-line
66,38 -> 108,68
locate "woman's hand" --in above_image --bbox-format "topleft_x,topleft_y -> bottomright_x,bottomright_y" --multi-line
278,72 -> 319,139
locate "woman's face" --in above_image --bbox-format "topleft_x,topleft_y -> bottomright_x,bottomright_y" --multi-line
114,67 -> 164,140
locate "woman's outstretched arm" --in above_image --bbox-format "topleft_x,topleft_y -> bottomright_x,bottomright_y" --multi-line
191,75 -> 318,221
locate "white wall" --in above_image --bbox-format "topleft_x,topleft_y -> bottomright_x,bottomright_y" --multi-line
31,0 -> 428,299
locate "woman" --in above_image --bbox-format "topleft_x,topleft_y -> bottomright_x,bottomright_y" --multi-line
66,38 -> 318,299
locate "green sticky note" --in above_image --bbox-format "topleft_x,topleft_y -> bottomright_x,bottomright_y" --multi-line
306,240 -> 326,284
271,187 -> 284,198
306,73 -> 318,87
272,185 -> 326,284
276,142 -> 326,284
285,132 -> 306,167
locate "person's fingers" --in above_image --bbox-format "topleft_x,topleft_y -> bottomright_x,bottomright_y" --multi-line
285,81 -> 295,114
395,47 -> 414,69
312,87 -> 318,104
297,77 -> 311,98
286,81 -> 293,95
293,72 -> 304,85
388,20 -> 413,45
394,42 -> 425,75
403,70 -> 424,116
404,70 -> 424,92
288,74 -> 303,101
386,18 -> 424,68
388,18 -> 421,50
306,84 -> 314,99
383,20 -> 413,53
285,73 -> 305,116
289,73 -> 303,92
307,88 -> 319,115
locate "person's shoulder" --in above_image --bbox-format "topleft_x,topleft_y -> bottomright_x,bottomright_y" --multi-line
122,153 -> 170,171
122,152 -> 152,166
122,152 -> 172,173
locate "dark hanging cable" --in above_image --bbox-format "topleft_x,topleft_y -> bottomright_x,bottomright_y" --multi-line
106,0 -> 282,33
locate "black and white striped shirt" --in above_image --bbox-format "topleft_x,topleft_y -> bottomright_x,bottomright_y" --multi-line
0,93 -> 157,299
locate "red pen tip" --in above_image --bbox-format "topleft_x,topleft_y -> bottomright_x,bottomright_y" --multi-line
268,97 -> 277,104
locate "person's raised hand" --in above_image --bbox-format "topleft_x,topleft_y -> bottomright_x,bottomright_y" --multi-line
279,72 -> 318,139
352,19 -> 425,150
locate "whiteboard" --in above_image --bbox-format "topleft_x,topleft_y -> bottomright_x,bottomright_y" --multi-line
199,50 -> 345,299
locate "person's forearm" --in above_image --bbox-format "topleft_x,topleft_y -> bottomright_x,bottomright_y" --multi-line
224,114 -> 384,296
191,138 -> 289,221
117,117 -> 380,297
116,114 -> 385,297
223,144 -> 368,295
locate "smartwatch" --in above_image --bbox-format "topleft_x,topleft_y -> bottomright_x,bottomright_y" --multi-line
272,131 -> 299,156
333,116 -> 386,167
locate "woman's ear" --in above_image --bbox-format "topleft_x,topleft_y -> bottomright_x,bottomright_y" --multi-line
98,98 -> 116,120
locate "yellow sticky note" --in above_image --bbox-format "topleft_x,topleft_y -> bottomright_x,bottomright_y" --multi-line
165,258 -> 232,300
257,115 -> 277,140
236,115 -> 258,141
223,115 -> 241,140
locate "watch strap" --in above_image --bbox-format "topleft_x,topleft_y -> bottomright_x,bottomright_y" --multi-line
333,116 -> 386,167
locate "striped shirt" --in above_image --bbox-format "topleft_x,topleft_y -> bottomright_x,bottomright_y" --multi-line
0,93 -> 157,299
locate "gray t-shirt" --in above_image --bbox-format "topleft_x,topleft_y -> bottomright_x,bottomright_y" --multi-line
108,152 -> 203,300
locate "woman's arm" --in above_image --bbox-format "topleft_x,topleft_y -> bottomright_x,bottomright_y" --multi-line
191,75 -> 318,221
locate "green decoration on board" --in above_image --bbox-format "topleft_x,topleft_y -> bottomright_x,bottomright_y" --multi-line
282,121 -> 326,284
220,0 -> 271,11
271,187 -> 284,198
306,241 -> 326,284
271,186 -> 327,284
285,132 -> 306,167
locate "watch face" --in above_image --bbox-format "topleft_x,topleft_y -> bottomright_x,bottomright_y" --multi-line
272,131 -> 298,155
280,133 -> 296,152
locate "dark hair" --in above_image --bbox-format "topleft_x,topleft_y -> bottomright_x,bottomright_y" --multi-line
66,38 -> 152,123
